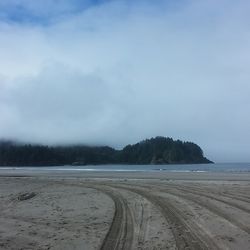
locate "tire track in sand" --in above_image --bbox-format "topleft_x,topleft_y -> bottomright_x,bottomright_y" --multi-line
163,183 -> 250,214
88,186 -> 134,250
105,183 -> 220,250
152,183 -> 250,234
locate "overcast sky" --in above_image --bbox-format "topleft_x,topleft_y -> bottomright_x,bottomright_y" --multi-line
0,0 -> 250,162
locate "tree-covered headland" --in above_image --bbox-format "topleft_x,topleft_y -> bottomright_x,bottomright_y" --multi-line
0,136 -> 212,166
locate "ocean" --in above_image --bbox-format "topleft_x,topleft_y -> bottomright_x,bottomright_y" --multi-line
1,163 -> 250,173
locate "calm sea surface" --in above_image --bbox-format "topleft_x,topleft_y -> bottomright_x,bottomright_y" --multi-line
1,163 -> 250,173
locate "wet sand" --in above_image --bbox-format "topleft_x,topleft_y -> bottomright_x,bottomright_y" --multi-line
0,171 -> 250,249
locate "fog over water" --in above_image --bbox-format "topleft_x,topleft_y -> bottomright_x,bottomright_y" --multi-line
0,0 -> 250,162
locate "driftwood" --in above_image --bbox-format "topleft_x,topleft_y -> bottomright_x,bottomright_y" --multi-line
18,192 -> 36,201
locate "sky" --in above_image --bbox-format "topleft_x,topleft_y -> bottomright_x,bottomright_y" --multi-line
0,0 -> 250,162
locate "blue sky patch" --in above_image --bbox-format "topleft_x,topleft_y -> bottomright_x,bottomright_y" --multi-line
0,0 -> 110,25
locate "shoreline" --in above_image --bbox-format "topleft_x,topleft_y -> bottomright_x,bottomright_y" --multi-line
1,169 -> 250,181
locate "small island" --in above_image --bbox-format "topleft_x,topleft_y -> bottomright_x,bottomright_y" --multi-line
0,136 -> 212,166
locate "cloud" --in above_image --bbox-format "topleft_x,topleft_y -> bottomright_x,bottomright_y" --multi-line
0,0 -> 250,162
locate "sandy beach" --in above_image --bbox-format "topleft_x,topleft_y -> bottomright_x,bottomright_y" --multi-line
0,171 -> 250,250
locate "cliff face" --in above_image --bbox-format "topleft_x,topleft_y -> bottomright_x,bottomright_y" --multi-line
0,137 -> 212,166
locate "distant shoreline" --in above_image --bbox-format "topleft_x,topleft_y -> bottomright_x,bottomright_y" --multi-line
1,163 -> 250,176
0,136 -> 212,166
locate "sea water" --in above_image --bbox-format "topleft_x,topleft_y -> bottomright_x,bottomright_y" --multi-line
1,163 -> 250,173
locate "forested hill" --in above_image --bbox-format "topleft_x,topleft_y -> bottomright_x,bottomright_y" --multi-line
0,137 -> 212,166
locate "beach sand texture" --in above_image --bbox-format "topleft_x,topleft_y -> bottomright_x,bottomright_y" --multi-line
0,173 -> 250,250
